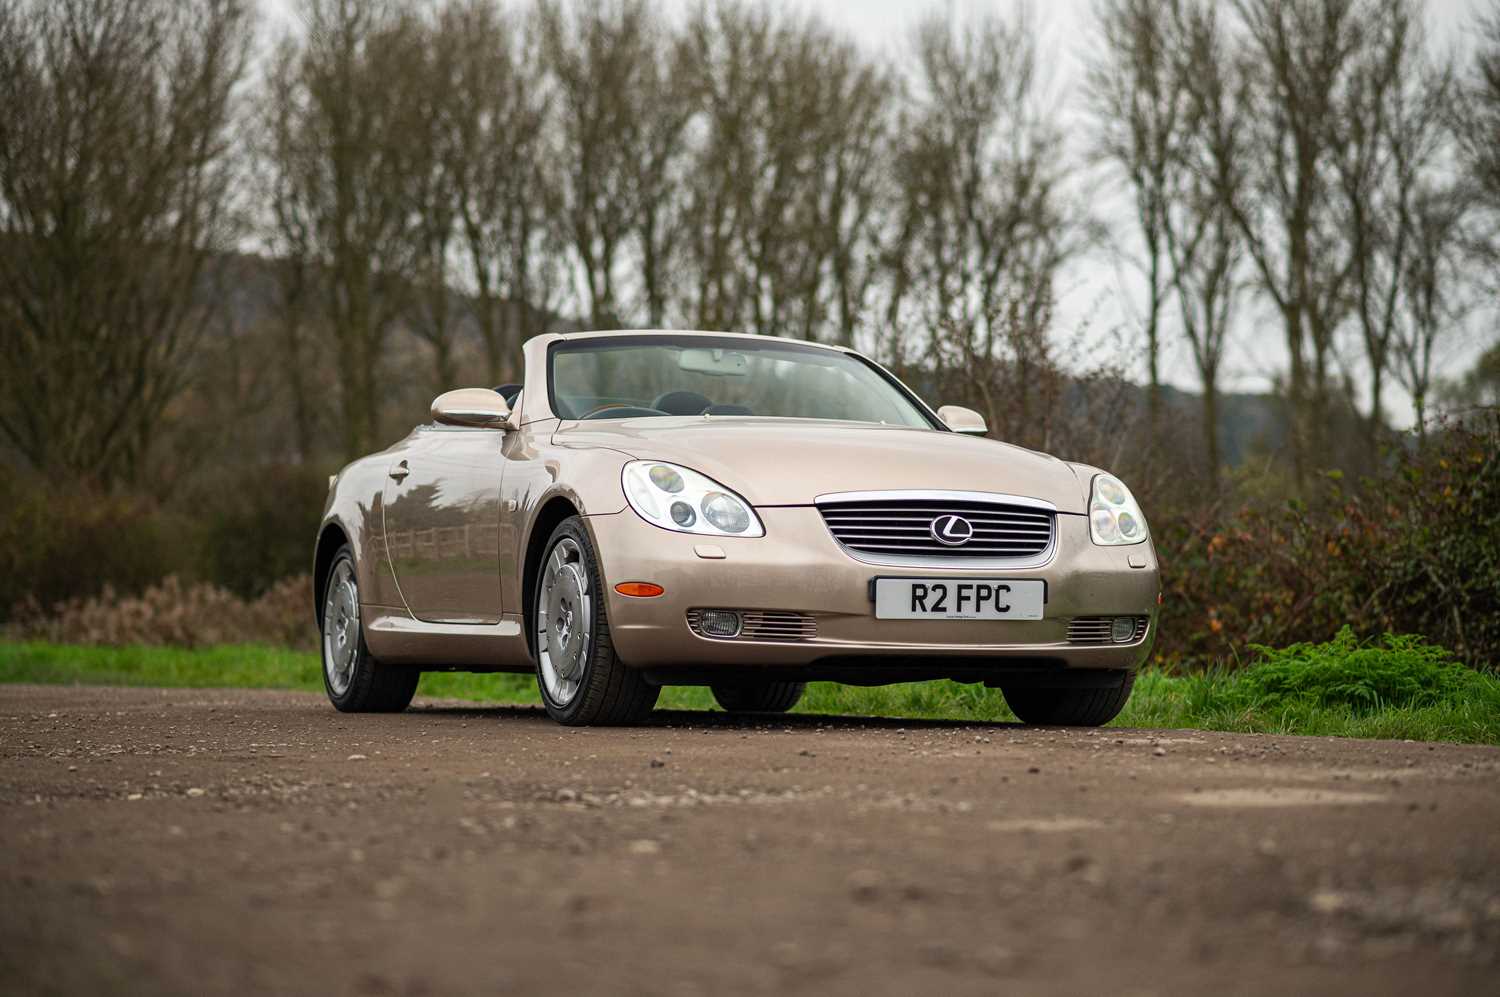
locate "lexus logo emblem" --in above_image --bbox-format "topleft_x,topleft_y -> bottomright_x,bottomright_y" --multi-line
930,514 -> 974,546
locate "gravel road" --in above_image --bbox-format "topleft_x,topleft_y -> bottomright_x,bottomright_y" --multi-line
2,683 -> 1498,996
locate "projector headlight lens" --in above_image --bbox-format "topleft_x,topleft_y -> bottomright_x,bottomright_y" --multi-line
702,492 -> 751,533
622,462 -> 764,538
670,501 -> 697,527
649,465 -> 685,493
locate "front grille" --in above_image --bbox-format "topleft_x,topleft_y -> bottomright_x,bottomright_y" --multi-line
817,496 -> 1054,561
686,609 -> 818,641
1067,616 -> 1148,645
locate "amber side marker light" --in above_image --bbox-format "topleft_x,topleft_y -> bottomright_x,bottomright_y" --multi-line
614,581 -> 665,598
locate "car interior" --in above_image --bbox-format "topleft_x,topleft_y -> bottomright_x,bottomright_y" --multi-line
506,381 -> 756,420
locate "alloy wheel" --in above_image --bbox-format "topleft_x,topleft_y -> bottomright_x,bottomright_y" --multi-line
537,536 -> 593,706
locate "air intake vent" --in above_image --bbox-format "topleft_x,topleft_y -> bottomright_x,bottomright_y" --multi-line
817,494 -> 1054,562
687,609 -> 817,642
1067,616 -> 1148,645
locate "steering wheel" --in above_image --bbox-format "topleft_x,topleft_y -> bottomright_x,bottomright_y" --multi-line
579,404 -> 667,420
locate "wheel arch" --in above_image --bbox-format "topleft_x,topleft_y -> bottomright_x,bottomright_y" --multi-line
313,521 -> 351,627
521,495 -> 584,658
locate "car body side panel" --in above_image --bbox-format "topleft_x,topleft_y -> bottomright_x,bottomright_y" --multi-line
497,417 -> 631,616
320,448 -> 408,614
381,426 -> 505,624
331,411 -> 630,670
363,613 -> 529,669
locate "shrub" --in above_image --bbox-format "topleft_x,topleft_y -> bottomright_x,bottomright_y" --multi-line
1153,412 -> 1500,669
181,462 -> 330,597
5,575 -> 315,651
0,461 -> 331,619
0,478 -> 195,620
1237,627 -> 1479,711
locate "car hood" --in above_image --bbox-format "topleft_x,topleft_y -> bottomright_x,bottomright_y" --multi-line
554,417 -> 1088,512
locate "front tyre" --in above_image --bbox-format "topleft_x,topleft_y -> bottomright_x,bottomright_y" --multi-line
1001,673 -> 1134,727
534,516 -> 660,726
711,682 -> 806,714
321,546 -> 419,713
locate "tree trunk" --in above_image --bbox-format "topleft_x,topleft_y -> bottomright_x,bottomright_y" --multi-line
1145,253 -> 1163,437
1366,364 -> 1385,455
1202,375 -> 1221,496
1283,303 -> 1309,489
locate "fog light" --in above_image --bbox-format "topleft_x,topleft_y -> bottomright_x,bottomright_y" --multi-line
698,609 -> 741,637
1111,617 -> 1136,643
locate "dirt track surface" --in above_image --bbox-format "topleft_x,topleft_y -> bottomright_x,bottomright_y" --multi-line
3,685 -> 1499,996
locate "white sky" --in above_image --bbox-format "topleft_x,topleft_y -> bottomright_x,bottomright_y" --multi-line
260,0 -> 1496,424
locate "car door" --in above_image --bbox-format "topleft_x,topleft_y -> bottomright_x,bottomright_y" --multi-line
381,425 -> 505,624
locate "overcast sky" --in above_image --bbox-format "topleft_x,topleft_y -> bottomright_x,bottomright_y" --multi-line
260,0 -> 1495,423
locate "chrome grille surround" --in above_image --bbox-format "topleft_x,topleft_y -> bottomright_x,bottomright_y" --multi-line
687,609 -> 818,642
814,490 -> 1057,568
1066,616 -> 1149,645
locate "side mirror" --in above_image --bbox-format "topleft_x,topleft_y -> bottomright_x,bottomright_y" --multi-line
937,405 -> 988,436
431,388 -> 512,429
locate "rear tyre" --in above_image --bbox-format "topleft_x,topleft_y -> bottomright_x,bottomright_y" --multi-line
711,681 -> 807,714
321,546 -> 419,713
1001,673 -> 1134,727
533,516 -> 660,726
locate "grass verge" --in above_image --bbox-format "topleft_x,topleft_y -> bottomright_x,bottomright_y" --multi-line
2,629 -> 1496,744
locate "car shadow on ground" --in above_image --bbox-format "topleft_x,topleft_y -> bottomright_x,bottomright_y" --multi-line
405,701 -> 1028,732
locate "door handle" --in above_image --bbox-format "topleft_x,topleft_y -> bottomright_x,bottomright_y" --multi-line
389,460 -> 409,483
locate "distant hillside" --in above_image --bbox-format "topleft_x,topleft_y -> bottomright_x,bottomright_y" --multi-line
1158,383 -> 1289,467
195,252 -> 1307,470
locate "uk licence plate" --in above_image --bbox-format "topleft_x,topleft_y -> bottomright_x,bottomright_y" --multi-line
873,578 -> 1045,621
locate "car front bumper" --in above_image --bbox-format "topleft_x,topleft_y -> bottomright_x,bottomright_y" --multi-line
586,506 -> 1160,682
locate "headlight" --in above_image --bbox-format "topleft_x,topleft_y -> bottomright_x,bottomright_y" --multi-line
1089,473 -> 1148,545
621,461 -> 765,538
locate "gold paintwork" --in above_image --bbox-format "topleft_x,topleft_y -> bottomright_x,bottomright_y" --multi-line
431,387 -> 513,428
381,427 -> 505,624
936,404 -> 988,435
315,330 -> 1160,680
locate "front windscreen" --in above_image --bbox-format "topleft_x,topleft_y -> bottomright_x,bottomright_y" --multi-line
548,336 -> 938,428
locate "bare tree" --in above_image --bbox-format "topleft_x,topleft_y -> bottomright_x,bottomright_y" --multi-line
628,12 -> 696,329
1332,0 -> 1456,450
824,56 -> 893,347
1085,0 -> 1186,437
677,1 -> 773,331
884,10 -> 1072,436
262,0 -> 428,458
441,0 -> 562,384
680,2 -> 889,342
253,40 -> 320,462
405,16 -> 463,393
0,0 -> 253,486
1227,0 -> 1376,483
1164,1 -> 1250,489
539,0 -> 668,329
1441,339 -> 1500,412
1458,3 -> 1500,295
782,22 -> 891,345
1393,181 -> 1471,436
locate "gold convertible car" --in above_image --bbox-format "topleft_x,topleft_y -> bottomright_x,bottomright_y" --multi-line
315,330 -> 1160,726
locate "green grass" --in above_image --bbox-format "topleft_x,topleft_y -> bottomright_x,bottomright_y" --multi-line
2,628 -> 1497,744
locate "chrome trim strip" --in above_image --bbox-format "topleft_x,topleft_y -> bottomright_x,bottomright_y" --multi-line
813,489 -> 1059,513
824,534 -> 1058,570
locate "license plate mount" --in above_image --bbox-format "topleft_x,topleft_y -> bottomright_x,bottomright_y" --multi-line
871,577 -> 1046,621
